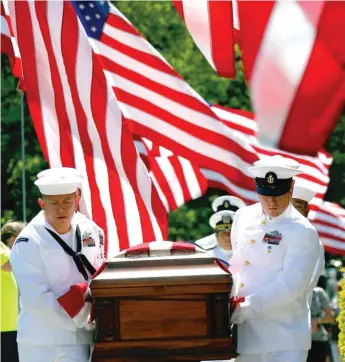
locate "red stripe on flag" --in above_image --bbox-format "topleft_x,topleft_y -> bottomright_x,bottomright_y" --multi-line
35,1 -> 75,167
100,31 -> 179,78
106,11 -> 143,37
172,0 -> 185,21
209,1 -> 235,78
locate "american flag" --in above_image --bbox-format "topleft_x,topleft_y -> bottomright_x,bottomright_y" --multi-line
134,104 -> 332,209
3,1 -> 344,255
173,0 -> 345,155
4,0 -> 168,258
80,0 -> 332,207
75,0 -> 259,205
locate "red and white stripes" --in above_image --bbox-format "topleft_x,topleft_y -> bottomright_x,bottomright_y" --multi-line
211,105 -> 333,209
135,138 -> 208,212
309,202 -> 345,256
88,3 -> 258,205
237,0 -> 345,154
6,0 -> 167,257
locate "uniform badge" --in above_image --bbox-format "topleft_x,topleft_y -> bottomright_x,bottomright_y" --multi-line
265,172 -> 277,185
82,232 -> 96,247
262,231 -> 282,245
223,200 -> 230,209
267,246 -> 272,254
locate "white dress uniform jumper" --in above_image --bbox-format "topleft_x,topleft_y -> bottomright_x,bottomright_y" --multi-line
10,169 -> 105,362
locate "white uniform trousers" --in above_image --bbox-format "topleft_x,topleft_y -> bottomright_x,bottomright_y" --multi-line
18,343 -> 91,362
236,350 -> 308,362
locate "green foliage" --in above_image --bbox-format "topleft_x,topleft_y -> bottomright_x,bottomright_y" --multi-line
1,56 -> 47,225
1,2 -> 344,249
338,273 -> 345,361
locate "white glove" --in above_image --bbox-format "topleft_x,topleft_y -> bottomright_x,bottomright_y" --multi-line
230,306 -> 245,324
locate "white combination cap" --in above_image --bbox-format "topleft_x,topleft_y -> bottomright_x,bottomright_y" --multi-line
249,155 -> 303,196
209,210 -> 235,231
249,155 -> 302,179
212,195 -> 246,213
34,168 -> 81,195
292,185 -> 316,203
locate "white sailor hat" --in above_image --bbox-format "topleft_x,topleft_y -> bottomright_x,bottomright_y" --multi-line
249,155 -> 302,196
209,210 -> 235,231
37,167 -> 84,181
292,185 -> 316,203
212,195 -> 246,213
34,168 -> 81,195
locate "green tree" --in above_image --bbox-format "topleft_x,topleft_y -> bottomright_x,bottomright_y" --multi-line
1,56 -> 47,225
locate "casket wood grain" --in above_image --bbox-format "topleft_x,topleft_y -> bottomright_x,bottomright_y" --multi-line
91,253 -> 236,362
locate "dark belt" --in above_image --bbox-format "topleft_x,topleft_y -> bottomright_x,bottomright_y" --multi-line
44,225 -> 96,281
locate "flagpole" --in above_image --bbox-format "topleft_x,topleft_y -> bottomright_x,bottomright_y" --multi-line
20,91 -> 27,223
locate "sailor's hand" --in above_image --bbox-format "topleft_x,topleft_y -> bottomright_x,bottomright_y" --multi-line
231,307 -> 245,324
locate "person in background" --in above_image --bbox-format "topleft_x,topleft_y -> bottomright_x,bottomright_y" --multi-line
196,196 -> 246,264
10,168 -> 105,362
1,221 -> 25,362
1,221 -> 26,249
307,276 -> 335,362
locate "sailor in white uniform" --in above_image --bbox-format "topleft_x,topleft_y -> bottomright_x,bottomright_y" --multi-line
10,168 -> 105,362
196,196 -> 246,264
230,155 -> 321,362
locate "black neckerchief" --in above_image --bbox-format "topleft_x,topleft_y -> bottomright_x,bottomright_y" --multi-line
44,225 -> 96,281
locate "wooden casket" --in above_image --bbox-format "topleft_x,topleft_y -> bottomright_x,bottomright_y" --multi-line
91,241 -> 236,362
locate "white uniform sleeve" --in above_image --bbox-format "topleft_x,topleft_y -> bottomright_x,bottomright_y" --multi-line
309,242 -> 325,291
10,238 -> 77,331
240,227 -> 319,320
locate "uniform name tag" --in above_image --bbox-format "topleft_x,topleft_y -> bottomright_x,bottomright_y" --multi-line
262,231 -> 282,245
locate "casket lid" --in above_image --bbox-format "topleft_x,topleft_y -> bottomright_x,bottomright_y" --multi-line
92,241 -> 230,287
